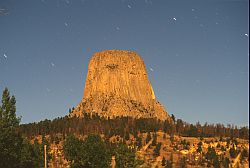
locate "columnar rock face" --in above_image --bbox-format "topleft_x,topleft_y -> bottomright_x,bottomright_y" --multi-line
71,50 -> 170,121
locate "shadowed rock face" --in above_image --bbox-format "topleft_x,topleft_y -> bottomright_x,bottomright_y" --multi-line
72,50 -> 170,121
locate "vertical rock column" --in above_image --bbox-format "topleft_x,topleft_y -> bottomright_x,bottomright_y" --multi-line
72,50 -> 170,121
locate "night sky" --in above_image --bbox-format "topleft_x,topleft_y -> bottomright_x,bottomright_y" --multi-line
0,0 -> 248,126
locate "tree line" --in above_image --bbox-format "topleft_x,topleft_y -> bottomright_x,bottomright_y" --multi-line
19,111 -> 248,141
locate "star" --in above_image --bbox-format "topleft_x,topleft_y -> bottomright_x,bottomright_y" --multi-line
64,22 -> 68,27
199,23 -> 204,27
0,8 -> 9,16
173,17 -> 177,21
116,26 -> 120,30
127,5 -> 132,9
80,0 -> 86,4
149,67 -> 154,72
3,53 -> 7,58
195,79 -> 200,83
51,62 -> 55,67
64,0 -> 70,4
145,0 -> 152,5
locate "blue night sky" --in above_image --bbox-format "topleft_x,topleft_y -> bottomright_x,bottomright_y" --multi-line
0,0 -> 248,126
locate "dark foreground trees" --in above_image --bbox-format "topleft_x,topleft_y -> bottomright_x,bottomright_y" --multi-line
64,134 -> 110,168
0,88 -> 43,168
63,134 -> 142,168
114,143 -> 141,167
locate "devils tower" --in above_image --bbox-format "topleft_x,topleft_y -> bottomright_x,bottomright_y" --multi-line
71,50 -> 170,121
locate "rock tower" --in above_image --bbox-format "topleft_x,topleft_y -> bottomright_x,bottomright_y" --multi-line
71,50 -> 170,121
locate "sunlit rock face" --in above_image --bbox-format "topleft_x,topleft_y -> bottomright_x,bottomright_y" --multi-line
71,50 -> 170,121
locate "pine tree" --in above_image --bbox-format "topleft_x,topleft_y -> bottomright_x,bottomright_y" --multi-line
197,141 -> 202,153
83,134 -> 110,167
124,131 -> 130,141
171,114 -> 175,124
115,143 -> 137,168
179,157 -> 187,168
145,132 -> 151,144
0,88 -> 42,168
63,134 -> 110,167
0,88 -> 22,167
163,133 -> 167,140
152,132 -> 157,146
0,88 -> 20,128
222,157 -> 230,168
136,135 -> 142,149
162,156 -> 167,166
153,142 -> 161,156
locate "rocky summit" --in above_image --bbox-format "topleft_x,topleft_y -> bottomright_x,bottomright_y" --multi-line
71,50 -> 170,121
